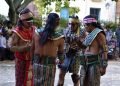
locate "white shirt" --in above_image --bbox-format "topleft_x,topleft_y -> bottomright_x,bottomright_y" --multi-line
0,35 -> 6,48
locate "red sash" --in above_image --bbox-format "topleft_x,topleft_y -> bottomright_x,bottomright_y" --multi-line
13,26 -> 35,60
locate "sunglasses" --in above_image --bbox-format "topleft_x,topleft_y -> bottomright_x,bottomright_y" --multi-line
23,17 -> 34,23
68,23 -> 79,26
26,20 -> 33,23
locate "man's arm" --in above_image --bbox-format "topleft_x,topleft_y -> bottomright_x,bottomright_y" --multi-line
30,31 -> 35,58
97,32 -> 108,60
57,38 -> 65,63
97,32 -> 108,67
10,33 -> 31,52
97,32 -> 108,75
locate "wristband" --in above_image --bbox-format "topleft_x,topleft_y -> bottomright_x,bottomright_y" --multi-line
101,59 -> 108,68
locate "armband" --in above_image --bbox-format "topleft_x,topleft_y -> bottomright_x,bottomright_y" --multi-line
101,59 -> 108,68
102,44 -> 108,52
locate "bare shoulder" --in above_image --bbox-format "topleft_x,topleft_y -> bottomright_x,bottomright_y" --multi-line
11,33 -> 19,39
96,32 -> 106,43
11,33 -> 20,45
57,37 -> 64,45
97,32 -> 106,39
59,37 -> 64,42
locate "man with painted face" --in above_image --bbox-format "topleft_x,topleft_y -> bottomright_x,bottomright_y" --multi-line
79,15 -> 108,86
57,15 -> 82,86
10,8 -> 36,86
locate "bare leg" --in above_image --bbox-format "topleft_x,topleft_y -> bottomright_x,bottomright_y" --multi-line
71,73 -> 80,86
80,66 -> 87,86
57,69 -> 66,86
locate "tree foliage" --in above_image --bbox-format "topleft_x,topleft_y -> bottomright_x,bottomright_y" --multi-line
55,1 -> 62,12
56,1 -> 80,16
34,0 -> 53,15
35,0 -> 80,16
59,18 -> 68,28
69,7 -> 80,16
33,17 -> 42,28
5,0 -> 33,24
105,21 -> 118,31
34,0 -> 80,27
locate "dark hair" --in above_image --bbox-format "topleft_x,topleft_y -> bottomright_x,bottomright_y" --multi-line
69,15 -> 79,19
40,13 -> 59,45
17,8 -> 32,28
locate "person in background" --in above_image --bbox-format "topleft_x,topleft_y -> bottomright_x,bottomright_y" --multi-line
115,25 -> 120,58
32,13 -> 64,86
4,20 -> 15,60
105,28 -> 113,44
10,8 -> 36,86
0,22 -> 8,39
0,22 -> 7,61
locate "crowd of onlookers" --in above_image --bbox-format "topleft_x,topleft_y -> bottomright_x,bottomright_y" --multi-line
104,25 -> 120,60
0,20 -> 14,61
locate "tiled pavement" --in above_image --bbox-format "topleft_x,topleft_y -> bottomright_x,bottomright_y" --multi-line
0,60 -> 120,86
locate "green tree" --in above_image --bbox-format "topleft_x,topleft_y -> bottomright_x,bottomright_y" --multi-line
55,1 -> 69,12
104,21 -> 118,31
34,0 -> 52,15
33,17 -> 42,28
5,0 -> 33,24
55,1 -> 62,12
69,7 -> 80,16
34,0 -> 80,27
55,1 -> 80,15
34,0 -> 80,15
64,1 -> 70,8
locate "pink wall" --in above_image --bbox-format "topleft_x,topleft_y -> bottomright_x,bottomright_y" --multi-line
26,1 -> 39,18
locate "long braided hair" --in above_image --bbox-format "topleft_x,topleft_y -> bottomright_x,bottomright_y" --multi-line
40,13 -> 59,45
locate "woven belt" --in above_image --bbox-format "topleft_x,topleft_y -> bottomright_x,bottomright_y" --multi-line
80,54 -> 100,65
33,54 -> 56,65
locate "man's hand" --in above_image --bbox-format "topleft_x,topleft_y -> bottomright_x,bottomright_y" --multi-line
100,67 -> 107,76
56,58 -> 63,64
24,41 -> 32,51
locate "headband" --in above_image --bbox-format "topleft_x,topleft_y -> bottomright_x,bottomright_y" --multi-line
69,18 -> 79,23
19,12 -> 33,20
83,18 -> 97,24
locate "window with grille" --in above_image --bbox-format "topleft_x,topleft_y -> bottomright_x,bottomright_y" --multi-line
90,8 -> 101,20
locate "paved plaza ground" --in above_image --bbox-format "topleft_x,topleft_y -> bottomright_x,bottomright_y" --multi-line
0,60 -> 120,86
